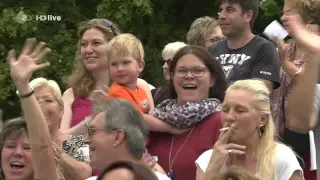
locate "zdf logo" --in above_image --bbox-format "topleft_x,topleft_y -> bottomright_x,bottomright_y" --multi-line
15,11 -> 30,24
14,10 -> 62,24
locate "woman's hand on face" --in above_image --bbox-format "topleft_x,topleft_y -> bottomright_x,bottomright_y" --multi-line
209,124 -> 246,173
7,38 -> 51,86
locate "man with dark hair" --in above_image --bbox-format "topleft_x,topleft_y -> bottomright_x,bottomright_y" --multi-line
209,0 -> 280,91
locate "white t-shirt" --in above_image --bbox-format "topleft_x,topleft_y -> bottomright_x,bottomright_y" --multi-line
86,171 -> 170,180
195,144 -> 303,180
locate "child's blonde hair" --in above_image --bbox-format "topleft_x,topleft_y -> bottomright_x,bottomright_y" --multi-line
106,33 -> 144,62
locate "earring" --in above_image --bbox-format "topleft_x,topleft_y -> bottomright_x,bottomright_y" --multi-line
258,127 -> 263,137
258,126 -> 265,137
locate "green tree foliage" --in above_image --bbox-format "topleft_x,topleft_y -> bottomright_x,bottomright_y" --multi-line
0,0 -> 283,119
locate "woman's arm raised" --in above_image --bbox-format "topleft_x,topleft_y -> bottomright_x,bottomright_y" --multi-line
7,38 -> 58,180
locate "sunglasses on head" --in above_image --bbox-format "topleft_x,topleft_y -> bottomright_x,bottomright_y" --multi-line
88,18 -> 117,36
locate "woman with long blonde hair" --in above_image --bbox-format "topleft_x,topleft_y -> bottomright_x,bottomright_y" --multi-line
196,80 -> 303,180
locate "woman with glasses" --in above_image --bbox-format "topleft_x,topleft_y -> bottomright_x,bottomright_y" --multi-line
152,42 -> 187,107
61,19 -> 155,135
148,45 -> 228,180
271,0 -> 320,179
187,16 -> 226,49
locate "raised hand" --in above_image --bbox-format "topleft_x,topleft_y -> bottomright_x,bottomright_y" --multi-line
7,38 -> 51,86
274,37 -> 290,63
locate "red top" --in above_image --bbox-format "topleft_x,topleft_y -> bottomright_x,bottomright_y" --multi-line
71,94 -> 92,127
148,112 -> 222,180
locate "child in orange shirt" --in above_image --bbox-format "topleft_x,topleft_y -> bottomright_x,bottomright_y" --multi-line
106,33 -> 181,134
106,33 -> 150,113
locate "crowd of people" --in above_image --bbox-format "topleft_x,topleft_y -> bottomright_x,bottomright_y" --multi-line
1,0 -> 320,179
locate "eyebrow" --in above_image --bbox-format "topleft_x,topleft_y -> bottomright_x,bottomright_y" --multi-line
81,38 -> 104,42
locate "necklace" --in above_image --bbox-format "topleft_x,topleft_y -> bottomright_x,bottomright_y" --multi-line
168,127 -> 195,180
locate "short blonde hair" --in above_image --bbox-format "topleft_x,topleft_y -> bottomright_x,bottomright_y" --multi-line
106,33 -> 144,62
186,16 -> 220,46
20,77 -> 63,108
161,41 -> 187,60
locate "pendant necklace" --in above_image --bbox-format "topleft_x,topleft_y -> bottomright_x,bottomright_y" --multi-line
168,127 -> 195,180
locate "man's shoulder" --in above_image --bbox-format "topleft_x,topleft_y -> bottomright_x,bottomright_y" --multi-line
250,35 -> 275,48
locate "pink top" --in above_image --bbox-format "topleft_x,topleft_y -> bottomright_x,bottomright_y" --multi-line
71,93 -> 92,127
148,112 -> 222,180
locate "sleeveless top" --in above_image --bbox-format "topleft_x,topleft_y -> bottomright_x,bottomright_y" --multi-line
71,90 -> 92,127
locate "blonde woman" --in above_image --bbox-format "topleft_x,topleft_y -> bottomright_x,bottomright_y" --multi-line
195,80 -> 303,180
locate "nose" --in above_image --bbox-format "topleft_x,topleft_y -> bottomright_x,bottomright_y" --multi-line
84,134 -> 91,145
13,147 -> 24,157
280,14 -> 287,23
224,110 -> 236,123
163,61 -> 168,69
117,64 -> 125,71
184,70 -> 195,79
84,43 -> 94,53
219,10 -> 226,20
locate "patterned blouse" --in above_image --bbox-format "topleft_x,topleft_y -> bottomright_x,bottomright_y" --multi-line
57,135 -> 90,180
271,41 -> 308,136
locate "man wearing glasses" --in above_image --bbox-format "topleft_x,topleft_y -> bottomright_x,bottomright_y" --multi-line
85,98 -> 170,180
209,0 -> 280,91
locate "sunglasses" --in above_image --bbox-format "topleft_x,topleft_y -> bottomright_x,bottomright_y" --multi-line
88,18 -> 117,37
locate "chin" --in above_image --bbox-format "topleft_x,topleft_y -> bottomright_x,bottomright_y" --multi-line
85,64 -> 99,71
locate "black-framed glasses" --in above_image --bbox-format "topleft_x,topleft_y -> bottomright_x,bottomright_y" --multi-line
88,18 -> 117,37
206,36 -> 226,43
174,66 -> 209,78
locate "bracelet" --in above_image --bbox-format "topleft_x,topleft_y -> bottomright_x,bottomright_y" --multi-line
18,89 -> 34,98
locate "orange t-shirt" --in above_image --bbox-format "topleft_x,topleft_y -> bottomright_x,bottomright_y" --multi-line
108,83 -> 150,114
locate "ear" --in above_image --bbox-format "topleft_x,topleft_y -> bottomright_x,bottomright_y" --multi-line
210,76 -> 216,87
244,10 -> 253,24
138,60 -> 145,73
258,113 -> 268,128
113,129 -> 126,147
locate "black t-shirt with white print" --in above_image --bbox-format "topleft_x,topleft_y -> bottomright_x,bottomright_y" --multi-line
208,35 -> 280,89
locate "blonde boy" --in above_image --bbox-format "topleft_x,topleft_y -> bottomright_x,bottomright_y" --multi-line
106,33 -> 150,114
